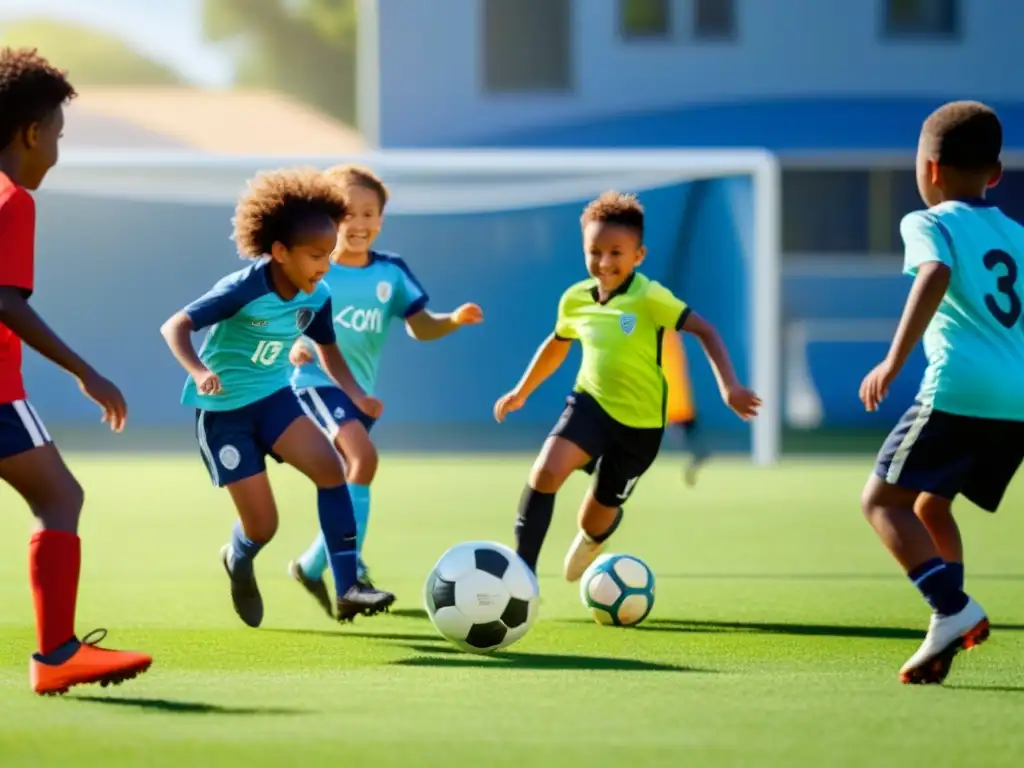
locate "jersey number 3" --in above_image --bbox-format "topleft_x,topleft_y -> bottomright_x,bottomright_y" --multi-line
984,249 -> 1022,329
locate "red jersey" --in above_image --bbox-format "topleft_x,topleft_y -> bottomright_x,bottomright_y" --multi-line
0,174 -> 35,404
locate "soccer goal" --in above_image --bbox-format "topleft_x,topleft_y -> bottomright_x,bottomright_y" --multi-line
44,149 -> 781,463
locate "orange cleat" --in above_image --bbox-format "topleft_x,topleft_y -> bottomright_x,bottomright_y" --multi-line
30,629 -> 152,696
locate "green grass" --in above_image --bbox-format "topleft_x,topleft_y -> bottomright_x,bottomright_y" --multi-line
1,453 -> 1023,766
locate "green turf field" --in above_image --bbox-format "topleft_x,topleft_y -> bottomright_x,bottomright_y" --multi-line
1,452 -> 1023,767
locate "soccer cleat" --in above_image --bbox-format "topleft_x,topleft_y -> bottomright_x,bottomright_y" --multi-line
336,583 -> 395,623
30,629 -> 152,696
221,544 -> 263,628
287,560 -> 333,618
564,530 -> 603,582
899,597 -> 990,685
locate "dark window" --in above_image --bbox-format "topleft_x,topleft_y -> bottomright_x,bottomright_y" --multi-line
883,0 -> 959,39
694,0 -> 736,39
619,0 -> 672,39
482,0 -> 572,92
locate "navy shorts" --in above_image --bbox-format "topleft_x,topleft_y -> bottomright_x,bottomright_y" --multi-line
295,385 -> 376,438
875,400 -> 1024,512
195,387 -> 308,487
550,391 -> 664,508
0,399 -> 53,460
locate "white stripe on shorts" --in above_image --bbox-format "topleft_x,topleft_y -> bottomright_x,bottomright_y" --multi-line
25,401 -> 52,442
885,401 -> 934,485
12,400 -> 47,447
196,411 -> 220,486
299,387 -> 341,440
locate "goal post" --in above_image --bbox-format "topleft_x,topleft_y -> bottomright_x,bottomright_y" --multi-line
44,149 -> 782,463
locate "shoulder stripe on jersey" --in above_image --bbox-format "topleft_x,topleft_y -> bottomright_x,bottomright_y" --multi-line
374,251 -> 429,298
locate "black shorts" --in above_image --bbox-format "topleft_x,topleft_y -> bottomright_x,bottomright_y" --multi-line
550,391 -> 664,508
874,400 -> 1024,512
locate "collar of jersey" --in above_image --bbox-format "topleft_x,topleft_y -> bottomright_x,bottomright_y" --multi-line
332,251 -> 380,270
949,197 -> 997,208
590,272 -> 636,305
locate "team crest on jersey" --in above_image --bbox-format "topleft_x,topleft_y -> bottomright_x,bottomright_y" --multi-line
295,308 -> 314,332
619,313 -> 637,335
376,281 -> 392,304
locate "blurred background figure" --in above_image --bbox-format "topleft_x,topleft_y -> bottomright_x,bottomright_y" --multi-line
661,329 -> 711,486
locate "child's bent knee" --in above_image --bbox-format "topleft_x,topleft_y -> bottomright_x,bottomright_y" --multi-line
530,465 -> 567,494
345,450 -> 378,486
33,477 -> 84,531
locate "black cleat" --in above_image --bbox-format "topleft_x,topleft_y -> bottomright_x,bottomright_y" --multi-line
288,560 -> 334,618
220,544 -> 263,628
336,583 -> 395,623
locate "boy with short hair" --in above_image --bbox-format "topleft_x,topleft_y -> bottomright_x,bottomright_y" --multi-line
859,100 -> 1024,684
0,47 -> 152,695
494,191 -> 760,580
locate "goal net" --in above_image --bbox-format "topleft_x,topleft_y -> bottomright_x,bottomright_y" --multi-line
38,150 -> 781,464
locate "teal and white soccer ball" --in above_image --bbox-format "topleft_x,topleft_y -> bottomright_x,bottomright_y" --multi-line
424,541 -> 540,654
580,553 -> 655,627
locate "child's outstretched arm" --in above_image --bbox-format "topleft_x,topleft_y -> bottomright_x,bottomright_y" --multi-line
160,311 -> 221,395
494,334 -> 572,423
860,261 -> 950,411
405,303 -> 483,341
681,312 -> 761,420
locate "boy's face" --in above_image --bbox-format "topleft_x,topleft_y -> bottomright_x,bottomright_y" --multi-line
337,184 -> 382,256
583,221 -> 645,293
272,219 -> 338,293
21,106 -> 63,190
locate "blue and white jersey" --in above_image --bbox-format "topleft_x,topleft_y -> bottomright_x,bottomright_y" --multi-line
291,251 -> 428,395
181,259 -> 335,411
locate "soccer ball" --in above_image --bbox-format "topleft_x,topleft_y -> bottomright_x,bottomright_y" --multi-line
580,553 -> 655,627
424,541 -> 539,654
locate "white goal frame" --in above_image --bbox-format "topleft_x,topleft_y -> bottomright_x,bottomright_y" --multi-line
48,149 -> 782,465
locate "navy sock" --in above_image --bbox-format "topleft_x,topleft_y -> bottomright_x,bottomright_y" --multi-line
908,557 -> 969,616
229,521 -> 264,579
317,485 -> 358,596
514,486 -> 555,573
946,561 -> 965,591
589,507 -> 623,544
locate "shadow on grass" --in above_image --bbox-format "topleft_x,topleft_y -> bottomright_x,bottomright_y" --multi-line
388,608 -> 428,621
636,618 -> 925,640
392,643 -> 704,673
262,627 -> 445,643
72,696 -> 310,715
653,572 -> 1024,582
944,684 -> 1024,694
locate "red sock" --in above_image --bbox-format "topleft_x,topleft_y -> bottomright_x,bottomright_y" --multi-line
29,530 -> 81,656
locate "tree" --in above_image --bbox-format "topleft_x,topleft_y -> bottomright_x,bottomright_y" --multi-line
0,19 -> 184,86
203,0 -> 357,124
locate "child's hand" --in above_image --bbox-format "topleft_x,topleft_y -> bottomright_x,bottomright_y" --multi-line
355,395 -> 384,420
194,370 -> 223,396
723,385 -> 761,420
453,303 -> 483,326
859,360 -> 897,412
78,370 -> 128,433
290,340 -> 315,366
494,390 -> 526,423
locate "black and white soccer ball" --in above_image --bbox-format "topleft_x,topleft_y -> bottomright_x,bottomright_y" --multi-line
424,541 -> 539,654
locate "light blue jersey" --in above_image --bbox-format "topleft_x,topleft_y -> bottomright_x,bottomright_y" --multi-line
181,259 -> 336,411
903,200 -> 1024,420
290,251 -> 428,395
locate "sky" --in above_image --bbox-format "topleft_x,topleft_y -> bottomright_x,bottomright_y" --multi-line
0,0 -> 234,85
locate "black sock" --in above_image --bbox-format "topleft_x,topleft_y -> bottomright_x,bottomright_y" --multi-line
514,486 -> 555,573
908,557 -> 969,616
946,561 -> 965,590
589,508 -> 623,543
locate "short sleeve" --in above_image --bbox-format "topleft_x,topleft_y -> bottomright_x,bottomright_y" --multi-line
305,297 -> 336,345
554,291 -> 576,340
0,188 -> 35,295
901,211 -> 954,276
390,258 -> 429,319
184,270 -> 262,331
646,281 -> 690,330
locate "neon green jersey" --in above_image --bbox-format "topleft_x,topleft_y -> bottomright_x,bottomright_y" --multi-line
554,272 -> 690,428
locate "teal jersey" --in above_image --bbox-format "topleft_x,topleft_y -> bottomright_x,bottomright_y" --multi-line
902,200 -> 1024,420
290,251 -> 428,395
180,259 -> 336,411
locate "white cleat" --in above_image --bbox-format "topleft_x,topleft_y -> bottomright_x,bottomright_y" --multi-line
563,530 -> 603,582
899,597 -> 990,685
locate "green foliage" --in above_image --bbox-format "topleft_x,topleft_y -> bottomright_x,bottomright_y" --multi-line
203,0 -> 357,123
0,19 -> 184,86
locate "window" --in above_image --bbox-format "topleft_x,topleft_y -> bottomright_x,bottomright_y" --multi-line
619,0 -> 671,39
883,0 -> 959,39
482,0 -> 572,93
693,0 -> 736,40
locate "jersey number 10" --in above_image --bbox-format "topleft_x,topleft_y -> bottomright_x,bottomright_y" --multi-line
984,249 -> 1022,329
251,340 -> 284,366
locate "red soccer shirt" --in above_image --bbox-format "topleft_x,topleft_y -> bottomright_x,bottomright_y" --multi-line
0,173 -> 35,404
